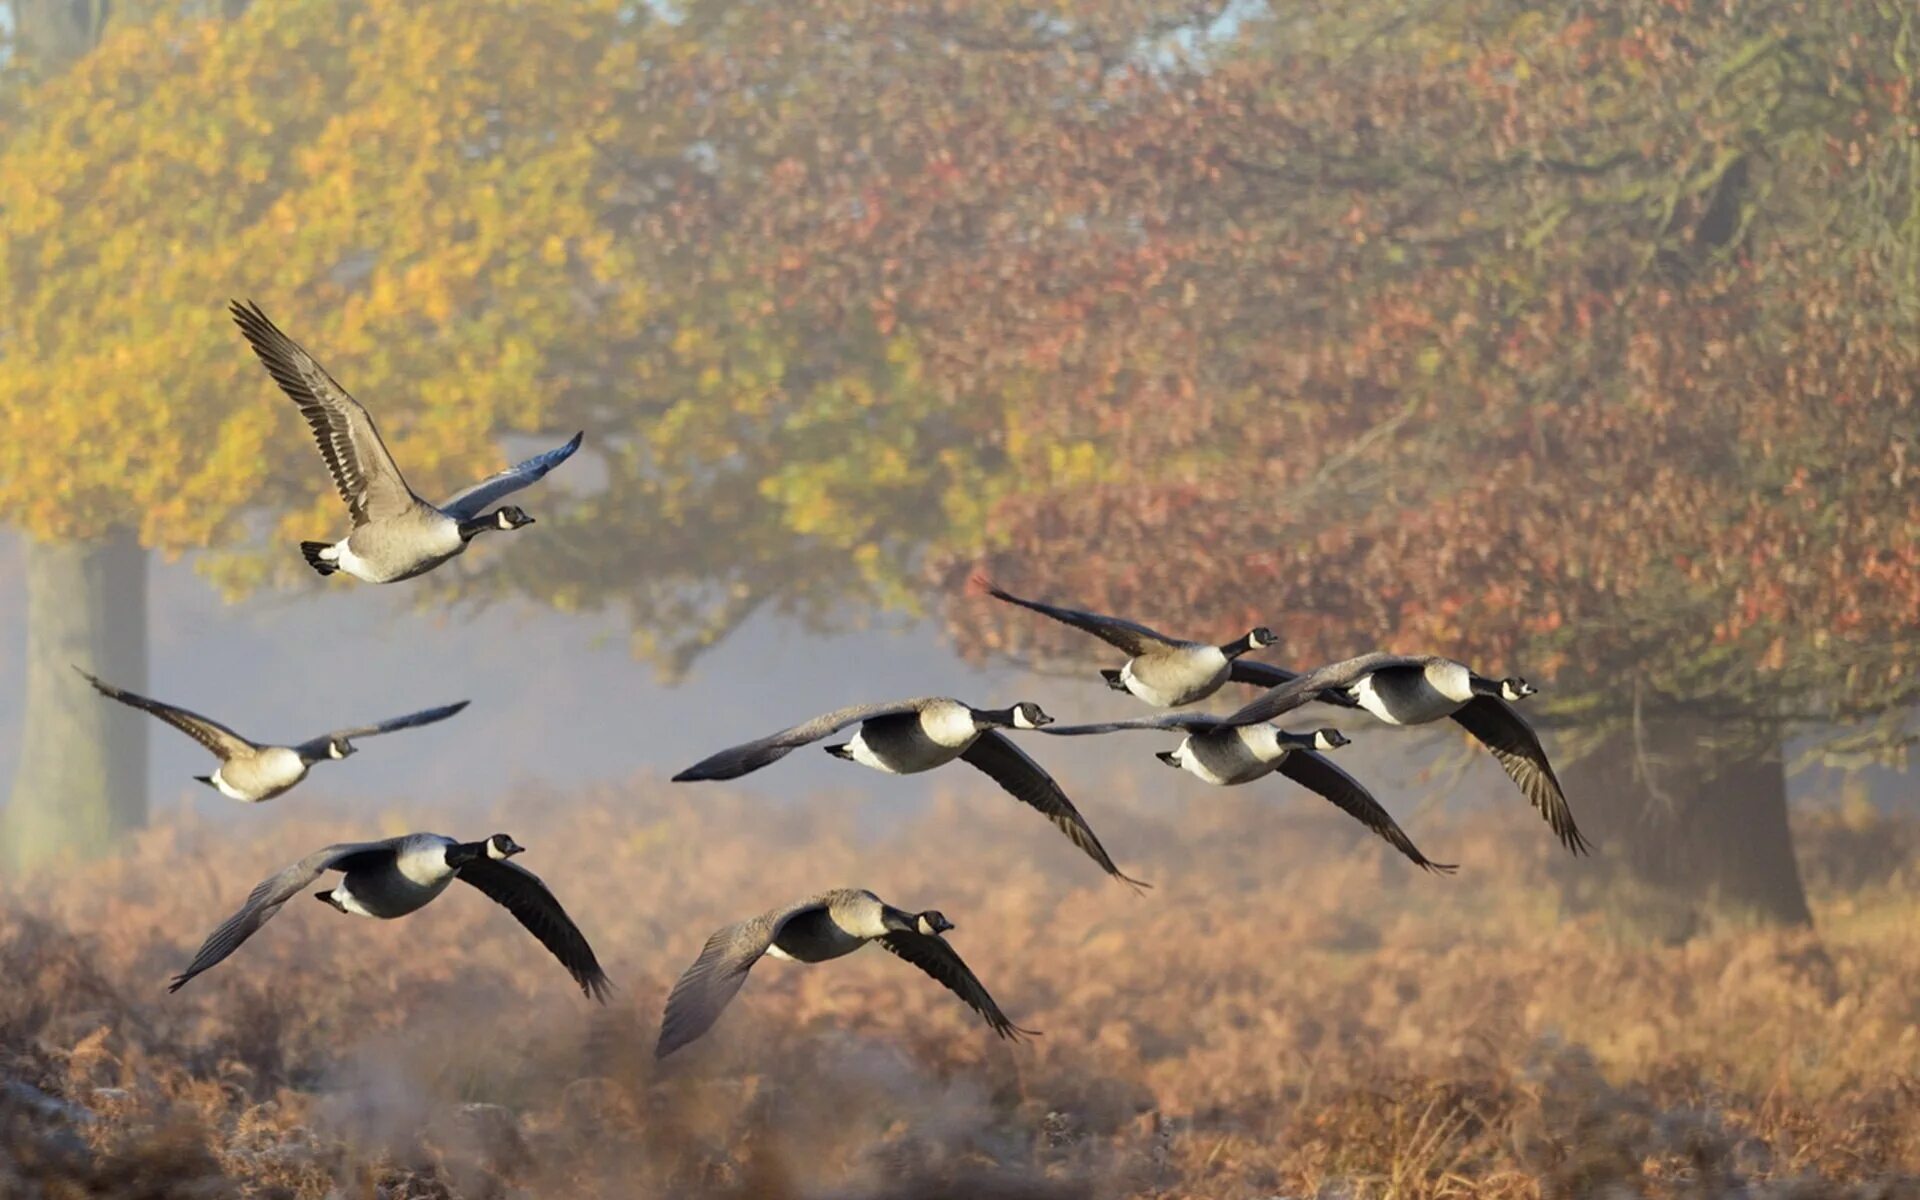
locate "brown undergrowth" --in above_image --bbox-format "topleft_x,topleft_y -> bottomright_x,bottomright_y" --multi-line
2,776 -> 1918,1198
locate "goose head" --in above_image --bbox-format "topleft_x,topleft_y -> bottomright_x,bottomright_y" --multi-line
1313,727 -> 1349,752
915,910 -> 954,936
494,506 -> 535,531
486,833 -> 526,860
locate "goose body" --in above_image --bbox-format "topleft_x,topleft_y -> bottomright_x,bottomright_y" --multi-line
1161,724 -> 1336,787
169,832 -> 609,999
76,669 -> 466,804
839,699 -> 993,774
656,888 -> 1033,1058
229,301 -> 581,585
1039,714 -> 1450,872
1228,656 -> 1590,855
206,748 -> 311,804
974,577 -> 1276,708
673,697 -> 1145,888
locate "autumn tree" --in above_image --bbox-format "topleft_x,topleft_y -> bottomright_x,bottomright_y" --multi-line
892,0 -> 1920,926
0,0 -> 660,867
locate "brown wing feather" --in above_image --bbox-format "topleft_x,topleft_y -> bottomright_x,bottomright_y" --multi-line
230,300 -> 416,525
878,932 -> 1037,1041
1449,697 -> 1590,855
958,732 -> 1149,890
1274,752 -> 1456,873
75,668 -> 255,760
455,859 -> 611,1001
974,577 -> 1179,656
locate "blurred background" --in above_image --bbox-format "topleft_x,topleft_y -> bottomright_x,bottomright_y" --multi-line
2,0 -> 1919,1196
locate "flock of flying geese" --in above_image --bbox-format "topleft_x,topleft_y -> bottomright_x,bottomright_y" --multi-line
71,302 -> 1588,1059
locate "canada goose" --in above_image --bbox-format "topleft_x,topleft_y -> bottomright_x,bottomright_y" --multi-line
656,888 -> 1032,1058
229,301 -> 582,584
1225,656 -> 1588,854
672,697 -> 1144,888
1040,716 -> 1453,872
973,576 -> 1277,707
75,668 -> 466,803
169,832 -> 609,998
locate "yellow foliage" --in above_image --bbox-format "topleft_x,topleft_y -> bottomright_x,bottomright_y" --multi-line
0,0 -> 638,551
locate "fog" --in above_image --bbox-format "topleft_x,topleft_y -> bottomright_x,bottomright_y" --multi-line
4,0 -> 1920,1194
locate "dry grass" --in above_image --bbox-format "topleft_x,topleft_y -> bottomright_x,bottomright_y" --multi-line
3,775 -> 1919,1198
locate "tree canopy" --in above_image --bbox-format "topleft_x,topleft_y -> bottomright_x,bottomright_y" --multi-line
3,0 -> 1916,731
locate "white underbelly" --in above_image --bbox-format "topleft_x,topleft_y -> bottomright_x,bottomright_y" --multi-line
846,730 -> 907,775
330,881 -> 380,918
208,769 -> 255,802
1352,677 -> 1459,726
331,539 -> 390,583
1170,740 -> 1237,787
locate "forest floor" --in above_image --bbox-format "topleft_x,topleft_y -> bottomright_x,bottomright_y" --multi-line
2,775 -> 1918,1198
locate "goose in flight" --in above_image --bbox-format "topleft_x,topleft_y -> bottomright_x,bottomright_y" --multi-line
656,888 -> 1033,1058
1225,656 -> 1588,854
230,301 -> 582,584
1040,715 -> 1454,872
973,575 -> 1277,707
168,833 -> 609,998
672,697 -> 1145,889
76,668 -> 466,803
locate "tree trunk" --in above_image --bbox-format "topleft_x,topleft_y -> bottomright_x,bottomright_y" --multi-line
1567,715 -> 1812,933
3,532 -> 149,871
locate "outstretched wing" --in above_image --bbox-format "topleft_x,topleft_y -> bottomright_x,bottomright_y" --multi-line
670,699 -> 936,781
169,840 -> 398,992
1220,653 -> 1422,727
76,668 -> 256,760
1274,752 -> 1456,873
1227,660 -> 1363,708
958,732 -> 1149,890
973,577 -> 1180,656
655,908 -> 795,1058
230,300 -> 417,525
1449,697 -> 1590,855
878,932 -> 1038,1041
437,432 -> 584,520
320,700 -> 471,743
1033,712 -> 1232,737
456,858 -> 611,1001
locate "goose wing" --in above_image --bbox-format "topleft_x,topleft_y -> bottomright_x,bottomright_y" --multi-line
655,903 -> 809,1058
1219,653 -> 1425,727
169,839 -> 400,992
1448,696 -> 1589,855
957,732 -> 1148,890
1227,660 -> 1363,707
974,577 -> 1181,656
670,699 -> 938,781
455,858 -> 611,1001
437,431 -> 584,520
317,700 -> 472,744
1274,752 -> 1456,873
76,668 -> 256,760
230,300 -> 417,525
878,931 -> 1037,1041
1032,712 -> 1231,737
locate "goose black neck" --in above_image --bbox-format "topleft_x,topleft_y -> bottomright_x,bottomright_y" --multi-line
457,515 -> 498,542
444,840 -> 490,869
1219,634 -> 1258,659
973,706 -> 1017,728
